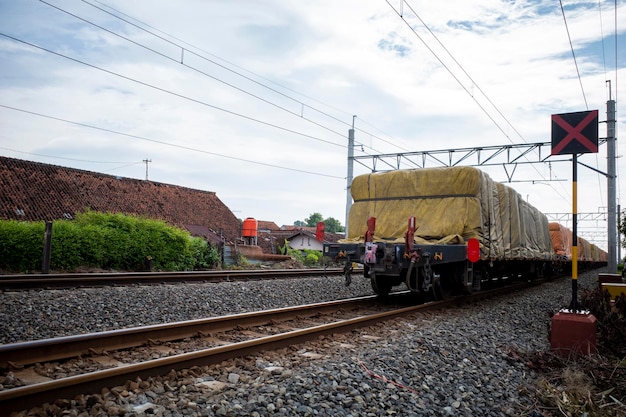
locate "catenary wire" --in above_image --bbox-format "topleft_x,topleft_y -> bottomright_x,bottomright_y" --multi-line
0,104 -> 345,180
0,146 -> 140,165
38,0 -> 352,143
385,1 -> 571,201
559,0 -> 589,110
396,1 -> 530,147
386,0 -> 517,145
0,32 -> 346,151
80,0 -> 407,153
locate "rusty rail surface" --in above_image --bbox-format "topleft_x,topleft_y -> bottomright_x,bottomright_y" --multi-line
0,295 -> 384,368
0,281 -> 537,414
0,268 -> 361,290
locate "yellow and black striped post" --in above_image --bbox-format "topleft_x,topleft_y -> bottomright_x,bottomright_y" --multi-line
571,154 -> 578,311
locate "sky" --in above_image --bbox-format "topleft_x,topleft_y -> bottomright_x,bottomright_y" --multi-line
0,0 -> 624,251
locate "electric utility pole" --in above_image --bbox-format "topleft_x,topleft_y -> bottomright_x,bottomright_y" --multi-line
143,158 -> 152,181
606,81 -> 617,272
345,116 -> 356,237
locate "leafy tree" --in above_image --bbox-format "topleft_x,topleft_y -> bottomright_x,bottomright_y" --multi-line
295,213 -> 344,234
305,212 -> 323,227
323,217 -> 344,233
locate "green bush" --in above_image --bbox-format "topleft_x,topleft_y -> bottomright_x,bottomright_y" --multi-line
0,211 -> 220,273
277,240 -> 321,267
188,238 -> 220,270
0,220 -> 45,272
304,252 -> 320,266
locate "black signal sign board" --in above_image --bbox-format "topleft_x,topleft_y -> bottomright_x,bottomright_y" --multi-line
551,110 -> 598,155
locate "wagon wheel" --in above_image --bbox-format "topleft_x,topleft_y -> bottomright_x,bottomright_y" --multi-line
370,272 -> 392,297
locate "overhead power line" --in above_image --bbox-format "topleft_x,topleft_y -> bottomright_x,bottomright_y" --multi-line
0,32 -> 346,150
36,0 -> 404,155
0,146 -> 140,165
39,0 -> 353,143
384,0 -> 572,200
0,104 -> 345,179
82,0 -> 407,151
385,0 -> 524,146
559,0 -> 589,110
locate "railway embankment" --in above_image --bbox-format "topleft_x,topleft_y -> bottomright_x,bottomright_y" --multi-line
3,268 -> 623,416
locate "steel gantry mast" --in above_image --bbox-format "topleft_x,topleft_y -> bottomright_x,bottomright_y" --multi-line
351,142 -> 576,173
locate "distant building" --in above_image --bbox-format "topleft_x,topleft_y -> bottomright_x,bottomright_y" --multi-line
285,230 -> 325,252
0,156 -> 240,245
0,156 -> 349,264
256,225 -> 344,255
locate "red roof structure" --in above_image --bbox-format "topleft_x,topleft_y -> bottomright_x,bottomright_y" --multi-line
0,156 -> 240,244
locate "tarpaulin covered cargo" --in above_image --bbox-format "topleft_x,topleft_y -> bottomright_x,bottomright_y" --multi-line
578,237 -> 592,261
519,199 -> 552,259
549,222 -> 572,260
344,166 -> 553,261
590,244 -> 601,262
592,244 -> 608,262
549,223 -> 607,262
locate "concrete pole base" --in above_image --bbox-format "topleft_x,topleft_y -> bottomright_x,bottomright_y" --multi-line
550,310 -> 597,357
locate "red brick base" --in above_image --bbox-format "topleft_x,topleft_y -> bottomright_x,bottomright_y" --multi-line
550,311 -> 597,357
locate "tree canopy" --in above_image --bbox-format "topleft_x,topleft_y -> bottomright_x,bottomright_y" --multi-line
294,212 -> 345,233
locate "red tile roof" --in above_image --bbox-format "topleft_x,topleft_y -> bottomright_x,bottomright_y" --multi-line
0,156 -> 241,244
257,220 -> 280,231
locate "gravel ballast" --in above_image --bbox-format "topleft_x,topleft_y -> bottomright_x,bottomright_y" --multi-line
3,268 -> 603,416
0,274 -> 374,344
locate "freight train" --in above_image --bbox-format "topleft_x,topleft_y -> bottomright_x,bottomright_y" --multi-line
323,166 -> 607,299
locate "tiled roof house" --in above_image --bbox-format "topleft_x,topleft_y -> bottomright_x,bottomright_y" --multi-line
256,226 -> 344,255
0,156 -> 241,244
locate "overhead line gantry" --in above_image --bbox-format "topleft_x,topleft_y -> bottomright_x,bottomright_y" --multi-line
352,140 -> 607,177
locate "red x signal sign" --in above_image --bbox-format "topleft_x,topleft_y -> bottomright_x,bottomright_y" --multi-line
551,110 -> 598,155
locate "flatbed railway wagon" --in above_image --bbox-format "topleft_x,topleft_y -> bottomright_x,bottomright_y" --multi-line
323,166 -> 555,299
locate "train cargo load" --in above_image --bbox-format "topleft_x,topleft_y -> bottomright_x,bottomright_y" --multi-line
549,222 -> 572,260
324,166 -> 555,299
343,166 -> 552,261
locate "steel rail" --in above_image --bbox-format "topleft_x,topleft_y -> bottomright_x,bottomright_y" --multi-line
0,268 -> 361,290
0,295 -> 382,368
0,300 -> 447,413
0,280 -> 537,414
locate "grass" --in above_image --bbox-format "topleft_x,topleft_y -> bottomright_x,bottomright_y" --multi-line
514,286 -> 626,417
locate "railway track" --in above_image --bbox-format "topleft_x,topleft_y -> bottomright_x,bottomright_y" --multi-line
0,268 -> 361,290
0,280 -> 537,414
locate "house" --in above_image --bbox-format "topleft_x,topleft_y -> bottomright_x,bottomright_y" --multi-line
0,156 -> 350,266
258,220 -> 280,233
286,230 -> 325,252
0,156 -> 241,245
253,221 -> 344,255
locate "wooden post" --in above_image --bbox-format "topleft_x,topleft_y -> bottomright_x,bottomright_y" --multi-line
42,221 -> 52,274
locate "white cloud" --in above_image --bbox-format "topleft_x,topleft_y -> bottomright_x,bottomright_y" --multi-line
0,0 -> 624,249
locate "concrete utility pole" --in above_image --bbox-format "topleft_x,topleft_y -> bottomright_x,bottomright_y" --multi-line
606,82 -> 617,272
345,116 -> 356,237
143,158 -> 152,181
619,203 -> 622,264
